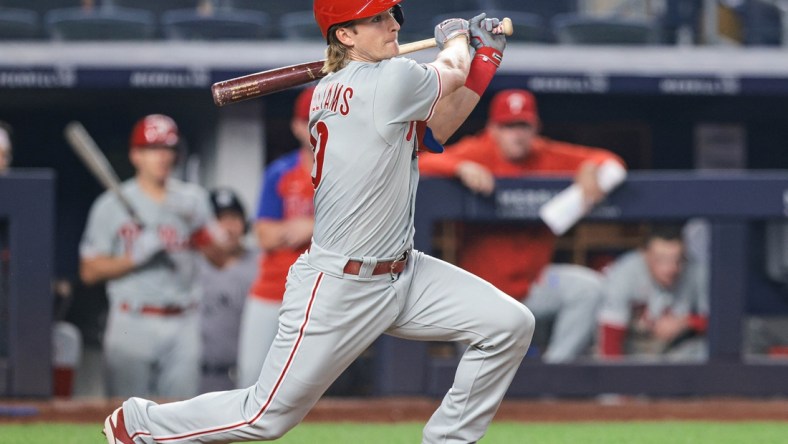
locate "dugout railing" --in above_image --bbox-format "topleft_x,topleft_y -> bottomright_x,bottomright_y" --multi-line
372,171 -> 788,397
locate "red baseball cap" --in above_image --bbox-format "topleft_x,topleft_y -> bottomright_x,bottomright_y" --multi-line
488,89 -> 539,126
293,86 -> 316,121
130,114 -> 179,149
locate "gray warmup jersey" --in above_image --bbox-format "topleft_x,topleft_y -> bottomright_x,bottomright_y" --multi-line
80,178 -> 213,306
599,250 -> 709,328
198,249 -> 258,366
309,58 -> 439,259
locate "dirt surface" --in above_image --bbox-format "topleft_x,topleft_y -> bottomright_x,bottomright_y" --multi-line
1,397 -> 788,424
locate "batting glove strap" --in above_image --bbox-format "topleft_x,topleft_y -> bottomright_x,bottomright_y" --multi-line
434,18 -> 470,50
464,47 -> 502,96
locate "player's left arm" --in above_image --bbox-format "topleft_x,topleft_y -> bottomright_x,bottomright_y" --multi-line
429,13 -> 506,143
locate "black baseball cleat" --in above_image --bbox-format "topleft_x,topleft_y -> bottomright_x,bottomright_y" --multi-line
103,407 -> 135,444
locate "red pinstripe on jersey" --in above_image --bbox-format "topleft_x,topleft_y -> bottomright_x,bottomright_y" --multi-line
140,272 -> 325,442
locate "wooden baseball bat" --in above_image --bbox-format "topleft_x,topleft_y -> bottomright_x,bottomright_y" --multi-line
212,17 -> 514,107
64,121 -> 146,227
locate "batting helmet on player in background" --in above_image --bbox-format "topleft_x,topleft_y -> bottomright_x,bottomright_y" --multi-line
129,114 -> 180,150
313,0 -> 404,42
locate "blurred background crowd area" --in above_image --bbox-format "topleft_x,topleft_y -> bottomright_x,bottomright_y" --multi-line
0,0 -> 786,46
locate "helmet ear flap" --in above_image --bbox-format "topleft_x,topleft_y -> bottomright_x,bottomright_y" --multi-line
392,4 -> 404,26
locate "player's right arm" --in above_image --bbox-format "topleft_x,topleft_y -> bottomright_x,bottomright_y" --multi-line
425,19 -> 471,143
79,196 -> 163,285
428,14 -> 506,143
81,229 -> 163,285
256,218 -> 313,251
80,255 -> 135,285
254,158 -> 313,251
419,134 -> 496,195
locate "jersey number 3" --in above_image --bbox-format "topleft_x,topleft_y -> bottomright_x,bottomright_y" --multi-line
310,121 -> 328,189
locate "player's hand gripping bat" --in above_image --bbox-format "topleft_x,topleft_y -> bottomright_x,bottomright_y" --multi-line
64,121 -> 145,227
212,17 -> 514,106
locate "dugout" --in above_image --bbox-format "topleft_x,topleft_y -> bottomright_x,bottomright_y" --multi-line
2,41 -> 788,397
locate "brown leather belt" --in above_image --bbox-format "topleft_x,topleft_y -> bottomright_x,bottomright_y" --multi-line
120,302 -> 195,316
343,252 -> 408,276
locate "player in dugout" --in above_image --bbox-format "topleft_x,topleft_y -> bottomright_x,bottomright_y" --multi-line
598,223 -> 709,361
102,1 -> 534,443
419,88 -> 627,363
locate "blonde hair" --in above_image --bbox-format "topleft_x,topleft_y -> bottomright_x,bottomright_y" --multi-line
322,23 -> 354,74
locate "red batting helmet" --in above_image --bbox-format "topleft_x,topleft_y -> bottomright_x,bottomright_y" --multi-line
130,114 -> 180,149
313,0 -> 404,42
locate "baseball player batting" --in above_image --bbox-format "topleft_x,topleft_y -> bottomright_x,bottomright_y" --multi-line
104,2 -> 534,443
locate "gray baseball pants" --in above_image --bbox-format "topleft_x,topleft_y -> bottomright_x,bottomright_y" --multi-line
122,248 -> 534,443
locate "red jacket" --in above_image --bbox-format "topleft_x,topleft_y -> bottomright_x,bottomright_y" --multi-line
419,130 -> 624,298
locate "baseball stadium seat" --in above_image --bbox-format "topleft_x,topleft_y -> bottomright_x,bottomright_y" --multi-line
220,0 -> 313,15
489,0 -> 578,20
45,7 -> 156,41
219,0 -> 313,39
551,13 -> 661,45
161,8 -> 272,40
0,8 -> 42,40
737,0 -> 783,46
280,11 -> 324,41
433,10 -> 549,43
106,0 -> 203,20
397,0 -> 485,42
0,0 -> 83,17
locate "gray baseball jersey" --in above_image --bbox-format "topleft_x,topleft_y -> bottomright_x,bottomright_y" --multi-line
81,178 -> 213,306
599,250 -> 709,357
599,251 -> 709,327
311,58 -> 440,259
81,177 -> 214,398
198,249 -> 258,393
119,57 -> 535,444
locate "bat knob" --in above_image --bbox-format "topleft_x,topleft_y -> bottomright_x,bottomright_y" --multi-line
211,82 -> 228,107
501,17 -> 513,37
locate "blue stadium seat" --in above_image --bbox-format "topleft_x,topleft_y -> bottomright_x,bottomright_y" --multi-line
0,0 -> 83,16
433,10 -> 549,43
220,0 -> 312,38
398,0 -> 485,42
488,0 -> 578,20
161,8 -> 272,40
280,11 -> 323,41
106,0 -> 202,19
737,0 -> 783,46
220,0 -> 313,16
0,8 -> 41,40
45,7 -> 156,41
552,13 -> 661,45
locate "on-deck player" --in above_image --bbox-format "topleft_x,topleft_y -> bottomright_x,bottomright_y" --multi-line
103,2 -> 534,443
80,114 -> 226,399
